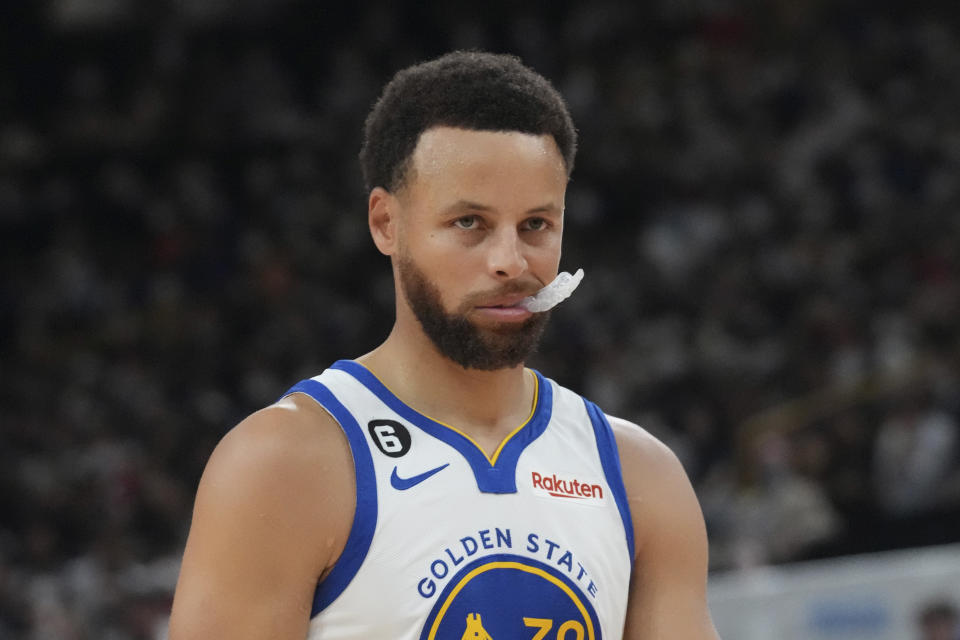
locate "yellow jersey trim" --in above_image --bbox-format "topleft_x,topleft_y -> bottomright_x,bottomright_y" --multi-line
352,362 -> 539,466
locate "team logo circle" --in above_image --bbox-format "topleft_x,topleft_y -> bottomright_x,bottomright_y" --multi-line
420,554 -> 601,640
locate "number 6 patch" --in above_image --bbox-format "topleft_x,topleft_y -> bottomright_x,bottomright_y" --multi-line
367,419 -> 412,458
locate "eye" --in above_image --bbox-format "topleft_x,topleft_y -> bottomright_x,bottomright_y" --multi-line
454,215 -> 479,230
523,217 -> 548,231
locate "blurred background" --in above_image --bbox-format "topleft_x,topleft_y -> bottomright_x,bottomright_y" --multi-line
2,1 -> 959,638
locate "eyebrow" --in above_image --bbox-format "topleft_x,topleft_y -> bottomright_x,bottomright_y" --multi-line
441,200 -> 562,216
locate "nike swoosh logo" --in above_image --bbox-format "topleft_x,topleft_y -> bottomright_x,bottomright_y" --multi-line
390,463 -> 450,490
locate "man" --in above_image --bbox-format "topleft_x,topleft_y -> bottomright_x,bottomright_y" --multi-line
918,600 -> 960,640
169,51 -> 719,639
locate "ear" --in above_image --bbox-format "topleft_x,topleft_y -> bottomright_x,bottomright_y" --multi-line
368,187 -> 398,256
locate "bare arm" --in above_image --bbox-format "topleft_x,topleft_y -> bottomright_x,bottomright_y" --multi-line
611,416 -> 720,640
168,395 -> 354,640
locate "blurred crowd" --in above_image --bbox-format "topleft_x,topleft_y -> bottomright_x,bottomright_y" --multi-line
2,1 -> 959,637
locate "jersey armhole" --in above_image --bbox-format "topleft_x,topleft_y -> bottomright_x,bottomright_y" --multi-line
583,398 -> 636,562
281,379 -> 379,616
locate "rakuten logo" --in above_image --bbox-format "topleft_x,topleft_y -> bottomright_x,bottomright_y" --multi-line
530,471 -> 605,505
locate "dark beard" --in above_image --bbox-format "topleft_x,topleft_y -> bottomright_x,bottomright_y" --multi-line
399,257 -> 550,371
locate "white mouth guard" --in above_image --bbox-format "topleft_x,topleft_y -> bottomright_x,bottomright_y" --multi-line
518,268 -> 585,312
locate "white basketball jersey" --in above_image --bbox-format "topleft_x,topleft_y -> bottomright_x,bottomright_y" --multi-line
282,360 -> 634,640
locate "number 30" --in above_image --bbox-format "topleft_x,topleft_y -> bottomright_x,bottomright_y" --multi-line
523,617 -> 585,640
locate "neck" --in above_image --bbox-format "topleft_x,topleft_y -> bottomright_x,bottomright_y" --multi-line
356,322 -> 534,447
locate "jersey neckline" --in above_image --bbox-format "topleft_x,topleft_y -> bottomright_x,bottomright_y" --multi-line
330,359 -> 554,494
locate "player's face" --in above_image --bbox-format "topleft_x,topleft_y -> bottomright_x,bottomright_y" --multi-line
393,127 -> 567,369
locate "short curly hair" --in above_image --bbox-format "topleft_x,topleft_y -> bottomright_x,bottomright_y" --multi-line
360,51 -> 577,193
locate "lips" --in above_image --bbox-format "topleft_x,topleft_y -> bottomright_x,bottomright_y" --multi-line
475,293 -> 529,309
472,294 -> 534,322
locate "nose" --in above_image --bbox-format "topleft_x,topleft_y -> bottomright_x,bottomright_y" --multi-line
487,227 -> 528,279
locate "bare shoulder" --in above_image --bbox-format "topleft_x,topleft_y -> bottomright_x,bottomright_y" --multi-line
170,392 -> 356,637
207,392 -> 352,489
605,415 -> 704,558
607,416 -> 719,638
197,392 -> 355,555
607,414 -> 685,481
179,392 -> 355,590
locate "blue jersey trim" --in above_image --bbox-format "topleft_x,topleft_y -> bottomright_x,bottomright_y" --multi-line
331,360 -> 553,494
583,399 -> 636,562
280,379 -> 378,616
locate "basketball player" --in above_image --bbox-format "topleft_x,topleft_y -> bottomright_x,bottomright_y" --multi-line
169,51 -> 720,639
